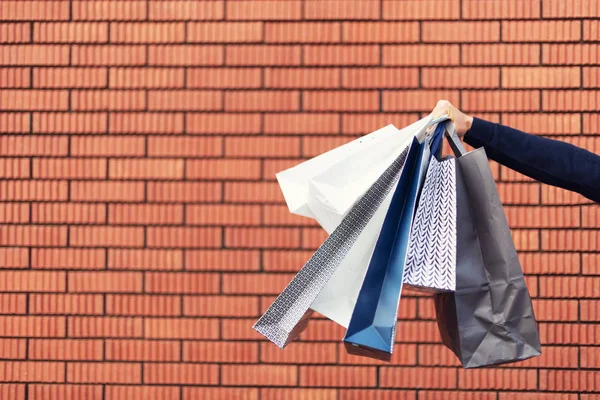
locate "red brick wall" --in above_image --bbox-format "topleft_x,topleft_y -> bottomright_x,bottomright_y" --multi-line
0,0 -> 599,398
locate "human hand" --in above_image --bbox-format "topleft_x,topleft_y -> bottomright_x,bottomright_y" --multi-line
431,100 -> 473,138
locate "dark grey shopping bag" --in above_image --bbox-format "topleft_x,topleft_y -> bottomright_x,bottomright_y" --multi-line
433,123 -> 541,368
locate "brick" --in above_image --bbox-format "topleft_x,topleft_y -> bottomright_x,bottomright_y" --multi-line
0,225 -> 67,247
111,114 -> 180,136
183,295 -> 257,317
72,45 -> 146,66
1,1 -> 68,20
540,276 -> 600,298
0,155 -> 29,177
265,22 -> 339,44
299,366 -> 375,387
145,272 -> 220,294
542,185 -> 592,205
1,90 -> 68,111
32,159 -> 105,180
186,205 -> 259,226
462,90 -> 540,112
582,66 -> 600,88
29,294 -> 103,315
145,318 -> 219,339
187,68 -> 261,89
382,367 -> 457,389
70,227 -> 145,248
543,0 -> 600,17
340,343 -> 416,366
342,68 -> 419,89
186,388 -> 258,400
383,90 -> 459,112
148,45 -> 223,66
503,67 -> 580,88
263,159 -> 308,180
382,0 -> 460,20
543,90 -> 600,111
108,249 -> 182,271
422,67 -> 499,89
68,362 -> 141,384
0,180 -> 68,202
222,273 -> 295,295
221,365 -> 295,386
72,89 -> 146,111
0,316 -> 65,337
417,344 -> 461,367
105,339 -> 180,362
0,135 -> 68,156
186,159 -> 261,180
305,0 -> 379,20
226,45 -> 301,66
300,227 -> 328,249
0,68 -> 30,88
583,254 -> 600,275
110,22 -> 185,43
265,68 -> 339,89
499,394 -> 576,400
340,390 -> 417,400
148,90 -> 223,111
420,392 -> 496,400
304,90 -> 379,112
225,182 -> 284,203
261,343 -> 335,365
264,113 -> 338,135
109,159 -> 183,180
540,322 -> 600,345
184,341 -> 257,363
0,362 -> 64,382
539,370 -> 600,392
106,294 -> 181,317
71,181 -> 145,203
33,67 -> 106,89
262,205 -> 318,227
32,249 -> 105,270
108,204 -> 182,226
0,45 -> 69,66
109,68 -> 184,89
543,44 -> 600,65
584,20 -> 600,41
149,1 -> 223,20
504,21 -> 580,42
73,1 -> 147,21
383,44 -> 458,66
0,248 -> 28,269
147,227 -> 221,249
225,137 -> 300,158
463,0 -> 541,19
262,250 -> 314,272
0,204 -> 29,224
226,227 -> 300,249
304,45 -> 379,66
343,22 -> 419,43
187,113 -> 259,135
227,0 -> 301,20
221,318 -> 268,341
74,136 -> 145,157
106,386 -> 179,400
0,113 -> 30,133
542,230 -> 599,252
581,347 -> 600,368
34,22 -> 108,43
300,136 -> 353,158
29,339 -> 103,361
0,23 -> 30,43
424,22 -> 500,43
504,206 -> 580,228
463,44 -> 540,65
0,293 -> 26,314
32,112 -> 105,134
68,271 -> 142,293
519,346 -> 579,369
519,252 -> 580,275
68,317 -> 143,338
186,250 -> 260,271
341,114 -> 419,135
29,385 -> 102,400
533,299 -> 578,321
147,182 -> 222,203
145,363 -> 218,385
503,113 -> 580,135
0,339 -> 26,359
148,136 -> 222,157
188,22 -> 262,43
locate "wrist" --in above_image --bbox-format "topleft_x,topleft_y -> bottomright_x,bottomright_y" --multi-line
459,116 -> 474,137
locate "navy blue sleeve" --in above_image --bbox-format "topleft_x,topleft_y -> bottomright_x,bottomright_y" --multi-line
464,117 -> 600,204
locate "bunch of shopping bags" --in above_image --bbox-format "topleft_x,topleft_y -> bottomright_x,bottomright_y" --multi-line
253,115 -> 541,368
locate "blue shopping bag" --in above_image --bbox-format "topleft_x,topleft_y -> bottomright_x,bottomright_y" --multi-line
343,136 -> 429,361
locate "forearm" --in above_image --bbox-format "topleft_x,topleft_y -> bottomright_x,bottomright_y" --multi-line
464,118 -> 600,203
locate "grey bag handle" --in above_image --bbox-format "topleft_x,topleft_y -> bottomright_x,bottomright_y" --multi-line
444,121 -> 467,158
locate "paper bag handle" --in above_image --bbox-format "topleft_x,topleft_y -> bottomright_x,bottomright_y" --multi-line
444,121 -> 467,158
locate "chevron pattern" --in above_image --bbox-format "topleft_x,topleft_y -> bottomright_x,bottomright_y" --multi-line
404,156 -> 457,292
253,145 -> 410,349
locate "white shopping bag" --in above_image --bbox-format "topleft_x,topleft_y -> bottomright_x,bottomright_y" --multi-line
276,116 -> 433,234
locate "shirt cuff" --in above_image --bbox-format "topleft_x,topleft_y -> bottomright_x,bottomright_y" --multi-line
464,117 -> 496,148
